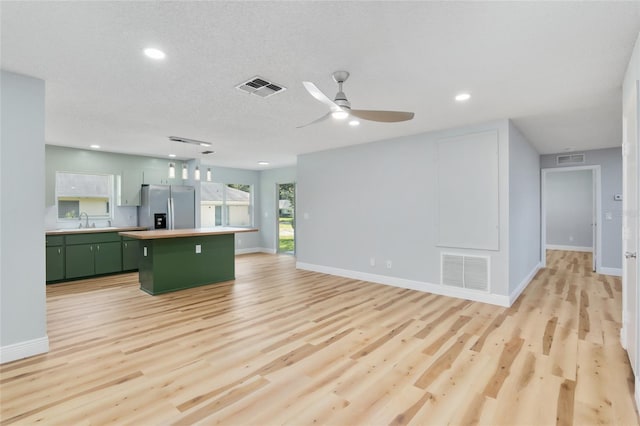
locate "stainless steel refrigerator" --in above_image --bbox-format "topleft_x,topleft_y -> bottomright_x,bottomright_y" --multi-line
138,184 -> 195,230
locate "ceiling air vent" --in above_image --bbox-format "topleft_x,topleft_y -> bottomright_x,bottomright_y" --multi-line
556,153 -> 585,165
236,76 -> 286,98
201,150 -> 215,155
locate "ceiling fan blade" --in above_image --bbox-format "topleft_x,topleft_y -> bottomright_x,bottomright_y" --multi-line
302,81 -> 341,111
296,112 -> 332,128
349,110 -> 414,123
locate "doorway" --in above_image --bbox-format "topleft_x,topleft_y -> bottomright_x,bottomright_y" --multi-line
541,165 -> 601,271
277,183 -> 295,255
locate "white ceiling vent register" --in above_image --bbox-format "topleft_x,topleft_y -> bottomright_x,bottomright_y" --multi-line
236,76 -> 286,98
556,153 -> 585,165
441,253 -> 489,292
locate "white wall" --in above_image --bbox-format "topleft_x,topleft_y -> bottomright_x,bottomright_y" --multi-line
545,170 -> 593,249
508,121 -> 541,295
0,71 -> 49,363
296,119 -> 513,306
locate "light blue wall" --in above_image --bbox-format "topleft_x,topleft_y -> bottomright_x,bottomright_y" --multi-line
508,121 -> 541,293
1,71 -> 48,359
545,170 -> 593,248
259,167 -> 296,252
540,147 -> 622,269
297,119 -> 512,300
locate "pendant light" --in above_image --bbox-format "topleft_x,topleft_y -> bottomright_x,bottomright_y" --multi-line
194,166 -> 201,181
206,168 -> 212,182
168,162 -> 176,179
181,164 -> 188,180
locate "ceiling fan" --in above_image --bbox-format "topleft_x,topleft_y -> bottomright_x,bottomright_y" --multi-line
298,71 -> 414,128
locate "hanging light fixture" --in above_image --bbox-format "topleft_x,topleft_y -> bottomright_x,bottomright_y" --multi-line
168,162 -> 176,179
181,164 -> 188,180
194,166 -> 201,181
206,168 -> 212,182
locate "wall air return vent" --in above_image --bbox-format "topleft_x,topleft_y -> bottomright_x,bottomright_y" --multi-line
556,154 -> 585,165
236,76 -> 286,98
441,253 -> 489,292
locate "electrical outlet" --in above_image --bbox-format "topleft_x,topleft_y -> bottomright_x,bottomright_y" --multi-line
370,257 -> 376,267
195,244 -> 201,254
569,236 -> 574,242
238,238 -> 242,246
386,260 -> 392,269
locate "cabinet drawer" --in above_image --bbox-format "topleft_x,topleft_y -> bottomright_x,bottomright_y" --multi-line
66,232 -> 121,245
45,235 -> 65,246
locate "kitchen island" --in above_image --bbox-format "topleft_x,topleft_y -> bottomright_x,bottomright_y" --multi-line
119,227 -> 258,295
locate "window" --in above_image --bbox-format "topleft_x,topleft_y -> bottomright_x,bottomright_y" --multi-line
200,182 -> 253,227
56,172 -> 113,220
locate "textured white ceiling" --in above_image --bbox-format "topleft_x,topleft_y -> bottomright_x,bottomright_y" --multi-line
2,1 -> 639,169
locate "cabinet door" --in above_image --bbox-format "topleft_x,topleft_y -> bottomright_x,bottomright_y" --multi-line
66,244 -> 95,279
95,241 -> 122,274
118,170 -> 142,206
46,246 -> 65,282
122,239 -> 140,271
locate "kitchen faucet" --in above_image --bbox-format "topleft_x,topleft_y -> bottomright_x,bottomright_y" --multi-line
79,212 -> 89,228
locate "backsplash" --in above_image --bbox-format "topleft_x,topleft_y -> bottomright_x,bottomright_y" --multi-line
45,205 -> 138,230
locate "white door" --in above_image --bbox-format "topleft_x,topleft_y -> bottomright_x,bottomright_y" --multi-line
622,81 -> 639,375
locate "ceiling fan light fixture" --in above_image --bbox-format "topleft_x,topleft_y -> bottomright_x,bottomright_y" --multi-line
144,48 -> 166,60
331,110 -> 349,120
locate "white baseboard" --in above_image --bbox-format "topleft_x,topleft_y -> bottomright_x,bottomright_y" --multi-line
546,244 -> 593,252
621,326 -> 627,349
235,247 -> 277,255
509,262 -> 542,305
599,267 -> 622,277
0,336 -> 49,364
296,262 -> 510,307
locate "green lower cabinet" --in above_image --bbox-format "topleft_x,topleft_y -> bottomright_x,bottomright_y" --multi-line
65,241 -> 123,279
94,242 -> 122,274
46,246 -> 65,282
122,239 -> 140,271
65,244 -> 95,279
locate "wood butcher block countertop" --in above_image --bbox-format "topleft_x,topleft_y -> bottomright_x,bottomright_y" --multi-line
118,227 -> 258,240
46,226 -> 147,236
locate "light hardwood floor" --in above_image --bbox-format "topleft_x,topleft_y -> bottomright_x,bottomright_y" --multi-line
1,250 -> 638,425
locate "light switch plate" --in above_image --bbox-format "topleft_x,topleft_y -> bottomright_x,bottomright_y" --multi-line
195,244 -> 201,254
143,247 -> 148,257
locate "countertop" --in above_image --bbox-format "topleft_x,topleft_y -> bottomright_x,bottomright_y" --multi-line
119,227 -> 259,240
46,226 -> 147,236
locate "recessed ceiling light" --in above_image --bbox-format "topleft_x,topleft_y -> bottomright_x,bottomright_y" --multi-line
348,120 -> 360,127
455,93 -> 471,102
168,154 -> 176,158
257,161 -> 270,166
90,144 -> 100,149
331,111 -> 349,120
144,48 -> 166,60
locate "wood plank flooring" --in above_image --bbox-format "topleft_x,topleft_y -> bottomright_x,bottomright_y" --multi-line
1,250 -> 638,425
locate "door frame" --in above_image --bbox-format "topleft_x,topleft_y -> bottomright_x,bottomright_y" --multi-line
540,165 -> 602,271
276,182 -> 296,255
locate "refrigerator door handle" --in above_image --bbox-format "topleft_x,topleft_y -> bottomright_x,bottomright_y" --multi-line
170,197 -> 175,230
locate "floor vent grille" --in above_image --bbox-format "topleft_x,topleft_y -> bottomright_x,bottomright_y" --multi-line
441,253 -> 489,291
236,76 -> 286,98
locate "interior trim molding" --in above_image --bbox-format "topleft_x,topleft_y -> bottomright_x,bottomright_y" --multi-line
621,326 -> 628,350
599,267 -> 623,277
509,262 -> 542,306
296,262 -> 510,307
236,247 -> 277,255
636,375 -> 640,412
0,335 -> 49,364
545,244 -> 593,252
